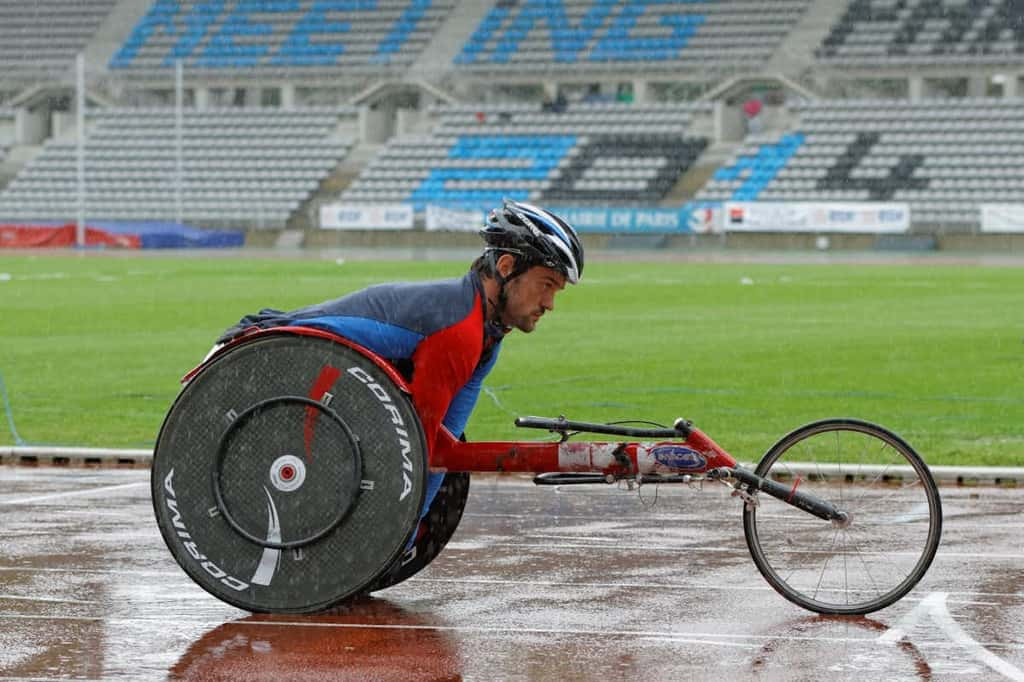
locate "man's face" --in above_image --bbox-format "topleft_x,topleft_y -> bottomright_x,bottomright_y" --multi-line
499,260 -> 567,333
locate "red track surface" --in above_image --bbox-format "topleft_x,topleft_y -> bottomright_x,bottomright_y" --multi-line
1,467 -> 1022,680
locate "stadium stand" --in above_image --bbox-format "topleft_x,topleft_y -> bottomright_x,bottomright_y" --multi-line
0,108 -> 14,164
0,108 -> 354,225
109,0 -> 457,73
340,101 -> 710,209
816,0 -> 1024,66
0,0 -> 118,83
695,97 -> 1024,225
0,0 -> 1020,241
454,0 -> 813,71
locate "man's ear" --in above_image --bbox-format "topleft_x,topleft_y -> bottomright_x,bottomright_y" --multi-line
496,253 -> 517,279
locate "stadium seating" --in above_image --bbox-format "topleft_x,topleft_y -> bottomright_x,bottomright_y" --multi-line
0,0 -> 117,82
454,0 -> 812,71
817,0 -> 1024,66
0,108 -> 354,225
696,97 -> 1024,225
0,108 -> 14,163
340,101 -> 710,209
110,0 -> 456,72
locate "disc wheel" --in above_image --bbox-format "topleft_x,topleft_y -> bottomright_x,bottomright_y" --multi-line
362,471 -> 471,593
742,419 -> 942,615
151,333 -> 428,613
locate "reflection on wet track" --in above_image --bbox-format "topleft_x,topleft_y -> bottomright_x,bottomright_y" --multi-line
1,467 -> 1021,680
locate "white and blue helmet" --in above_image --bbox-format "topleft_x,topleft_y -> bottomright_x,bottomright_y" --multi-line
481,199 -> 584,284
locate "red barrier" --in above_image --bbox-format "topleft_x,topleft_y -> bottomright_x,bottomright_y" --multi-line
0,223 -> 140,248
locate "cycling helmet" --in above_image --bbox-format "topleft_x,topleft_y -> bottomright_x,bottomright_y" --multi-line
480,199 -> 584,284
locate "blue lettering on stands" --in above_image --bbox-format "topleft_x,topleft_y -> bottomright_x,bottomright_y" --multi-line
112,0 -> 426,69
457,0 -> 713,65
110,0 -> 180,68
455,0 -> 613,65
409,135 -> 576,211
714,133 -> 805,201
271,1 -> 358,66
199,1 -> 297,67
590,0 -> 709,62
161,0 -> 226,68
373,0 -> 430,64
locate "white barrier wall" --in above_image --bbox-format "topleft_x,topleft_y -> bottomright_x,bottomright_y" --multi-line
724,202 -> 911,233
980,204 -> 1024,233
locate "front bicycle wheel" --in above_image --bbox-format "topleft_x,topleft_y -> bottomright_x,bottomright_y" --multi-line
743,419 -> 942,615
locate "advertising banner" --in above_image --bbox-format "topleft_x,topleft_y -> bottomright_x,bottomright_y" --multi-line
687,204 -> 723,234
980,204 -> 1024,233
550,207 -> 694,234
724,202 -> 910,233
425,204 -> 486,232
319,204 -> 414,230
424,205 -> 715,234
0,223 -> 141,248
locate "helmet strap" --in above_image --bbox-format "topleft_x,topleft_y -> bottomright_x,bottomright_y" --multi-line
486,250 -> 530,333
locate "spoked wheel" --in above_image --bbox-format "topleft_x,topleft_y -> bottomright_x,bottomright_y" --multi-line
742,419 -> 942,615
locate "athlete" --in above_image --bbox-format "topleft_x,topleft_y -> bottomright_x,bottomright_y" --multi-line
213,199 -> 584,533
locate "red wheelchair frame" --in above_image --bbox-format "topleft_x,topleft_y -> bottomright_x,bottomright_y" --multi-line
187,326 -> 943,616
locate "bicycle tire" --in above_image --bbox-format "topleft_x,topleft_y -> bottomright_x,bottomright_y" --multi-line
742,418 -> 942,615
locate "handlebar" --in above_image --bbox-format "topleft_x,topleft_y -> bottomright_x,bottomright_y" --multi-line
514,415 -> 691,439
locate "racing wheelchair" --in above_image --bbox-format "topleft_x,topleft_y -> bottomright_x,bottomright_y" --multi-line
152,328 -> 942,616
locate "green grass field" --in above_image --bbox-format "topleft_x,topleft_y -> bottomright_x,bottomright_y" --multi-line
1,253 -> 1021,466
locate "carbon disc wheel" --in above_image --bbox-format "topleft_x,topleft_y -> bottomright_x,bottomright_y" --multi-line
152,332 -> 428,613
362,471 -> 471,593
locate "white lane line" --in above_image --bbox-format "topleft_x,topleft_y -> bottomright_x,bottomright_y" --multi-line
1,612 -> 1022,651
44,509 -> 138,518
0,613 -> 907,645
0,566 -> 1016,605
0,614 -> 105,623
0,594 -> 98,605
879,592 -> 1024,681
0,482 -> 147,506
454,540 -> 1024,560
405,577 -> 1004,606
0,567 -> 180,576
233,621 -> 769,650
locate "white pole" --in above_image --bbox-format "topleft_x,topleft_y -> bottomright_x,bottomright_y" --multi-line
76,53 -> 85,246
175,60 -> 183,225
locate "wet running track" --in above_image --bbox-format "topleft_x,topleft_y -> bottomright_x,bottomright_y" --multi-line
1,467 -> 1022,681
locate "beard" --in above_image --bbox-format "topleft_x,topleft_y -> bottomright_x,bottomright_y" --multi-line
512,308 -> 544,333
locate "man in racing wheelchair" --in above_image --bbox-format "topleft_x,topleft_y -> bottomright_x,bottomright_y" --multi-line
211,199 -> 584,590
